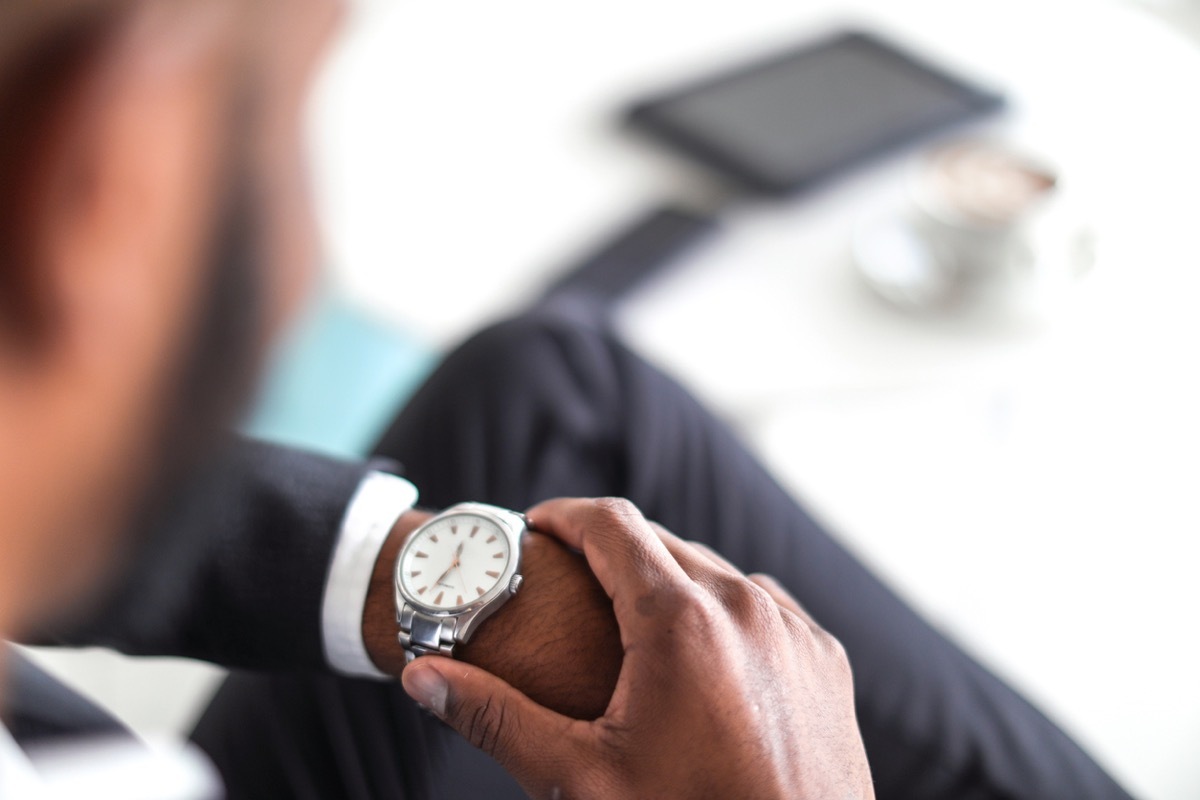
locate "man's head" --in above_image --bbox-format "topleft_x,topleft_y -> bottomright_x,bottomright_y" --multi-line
0,0 -> 343,634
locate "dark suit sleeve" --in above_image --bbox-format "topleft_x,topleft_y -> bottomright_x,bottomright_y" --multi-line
38,438 -> 388,672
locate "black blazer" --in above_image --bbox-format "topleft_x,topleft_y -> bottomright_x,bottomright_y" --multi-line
38,438 -> 384,672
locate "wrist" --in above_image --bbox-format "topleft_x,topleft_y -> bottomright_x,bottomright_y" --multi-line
362,508 -> 433,676
363,504 -> 623,720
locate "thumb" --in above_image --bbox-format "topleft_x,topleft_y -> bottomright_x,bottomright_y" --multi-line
402,657 -> 579,783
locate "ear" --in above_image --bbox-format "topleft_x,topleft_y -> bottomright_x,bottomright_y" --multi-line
0,3 -> 238,373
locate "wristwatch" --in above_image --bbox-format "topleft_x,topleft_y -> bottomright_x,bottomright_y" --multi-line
394,502 -> 528,662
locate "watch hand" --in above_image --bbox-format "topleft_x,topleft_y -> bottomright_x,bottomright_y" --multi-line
434,561 -> 457,587
430,542 -> 470,591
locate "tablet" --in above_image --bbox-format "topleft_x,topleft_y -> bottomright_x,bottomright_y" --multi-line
626,31 -> 1005,196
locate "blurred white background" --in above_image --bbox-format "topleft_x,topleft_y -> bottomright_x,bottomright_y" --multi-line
23,1 -> 1200,798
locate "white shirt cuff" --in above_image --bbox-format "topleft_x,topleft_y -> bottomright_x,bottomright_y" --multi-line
322,471 -> 419,680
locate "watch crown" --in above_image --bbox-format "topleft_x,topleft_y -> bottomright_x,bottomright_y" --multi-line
509,574 -> 523,595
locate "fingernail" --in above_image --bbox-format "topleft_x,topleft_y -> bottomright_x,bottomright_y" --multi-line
402,663 -> 448,717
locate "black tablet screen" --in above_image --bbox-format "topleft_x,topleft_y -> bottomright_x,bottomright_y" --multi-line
629,32 -> 1003,195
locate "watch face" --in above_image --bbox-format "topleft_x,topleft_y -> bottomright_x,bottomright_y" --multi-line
399,512 -> 513,612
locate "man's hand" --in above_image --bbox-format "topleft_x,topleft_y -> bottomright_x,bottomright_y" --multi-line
362,508 -> 623,719
399,497 -> 875,800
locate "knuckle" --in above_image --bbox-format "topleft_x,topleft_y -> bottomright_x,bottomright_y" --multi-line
461,694 -> 516,759
569,748 -> 630,800
780,609 -> 812,643
589,497 -> 643,527
643,582 -> 714,633
817,629 -> 854,676
648,521 -> 672,538
823,629 -> 848,658
746,581 -> 783,620
584,498 -> 656,562
746,571 -> 780,591
664,582 -> 710,620
781,609 -> 820,653
722,577 -> 782,629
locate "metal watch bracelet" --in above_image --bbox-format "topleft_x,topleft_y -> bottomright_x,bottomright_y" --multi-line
397,604 -> 458,663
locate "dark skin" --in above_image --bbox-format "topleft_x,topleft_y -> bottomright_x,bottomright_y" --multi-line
364,510 -> 623,720
400,497 -> 875,800
367,503 -> 874,800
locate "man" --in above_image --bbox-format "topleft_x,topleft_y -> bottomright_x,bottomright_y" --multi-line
0,0 -> 1133,798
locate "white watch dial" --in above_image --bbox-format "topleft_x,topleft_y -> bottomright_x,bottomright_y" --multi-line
400,513 -> 512,611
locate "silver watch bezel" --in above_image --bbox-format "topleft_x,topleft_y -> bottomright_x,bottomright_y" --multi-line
394,502 -> 526,644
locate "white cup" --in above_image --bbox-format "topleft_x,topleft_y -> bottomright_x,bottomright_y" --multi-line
854,141 -> 1096,321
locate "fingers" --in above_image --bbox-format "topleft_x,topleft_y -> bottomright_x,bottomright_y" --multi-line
648,524 -> 740,579
648,525 -> 751,604
687,541 -> 741,575
648,524 -> 812,641
525,498 -> 691,611
651,525 -> 821,633
528,498 -> 821,651
402,658 -> 581,796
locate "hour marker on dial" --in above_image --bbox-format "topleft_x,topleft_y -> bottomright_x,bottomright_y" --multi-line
400,513 -> 515,611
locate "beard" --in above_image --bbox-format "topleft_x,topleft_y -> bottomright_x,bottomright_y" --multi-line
25,145 -> 274,642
